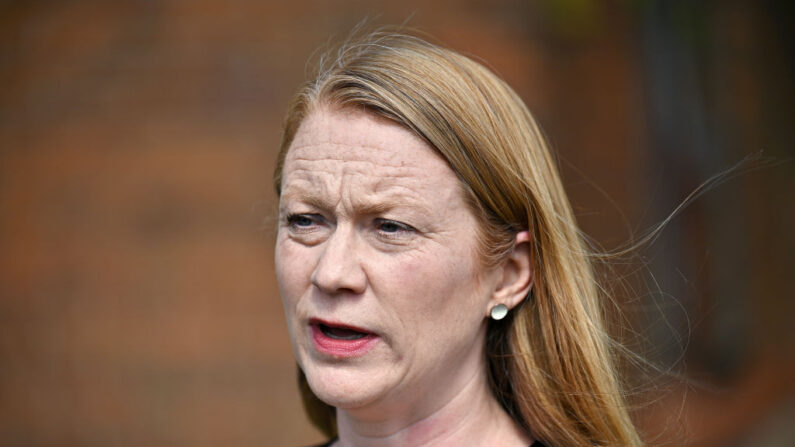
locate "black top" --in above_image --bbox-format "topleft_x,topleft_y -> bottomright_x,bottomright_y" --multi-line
310,439 -> 547,447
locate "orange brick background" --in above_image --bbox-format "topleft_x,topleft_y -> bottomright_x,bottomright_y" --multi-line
0,1 -> 792,446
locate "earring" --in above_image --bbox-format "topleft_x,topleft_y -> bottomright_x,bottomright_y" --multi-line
490,303 -> 509,321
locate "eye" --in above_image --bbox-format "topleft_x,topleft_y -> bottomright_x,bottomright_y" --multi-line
282,212 -> 329,246
374,218 -> 415,237
286,213 -> 322,231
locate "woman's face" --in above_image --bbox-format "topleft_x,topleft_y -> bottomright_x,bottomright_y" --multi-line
275,106 -> 502,412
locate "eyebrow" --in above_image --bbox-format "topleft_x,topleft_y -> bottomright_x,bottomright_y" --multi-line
279,185 -> 428,217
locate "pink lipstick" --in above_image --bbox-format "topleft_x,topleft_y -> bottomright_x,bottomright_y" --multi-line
309,319 -> 379,358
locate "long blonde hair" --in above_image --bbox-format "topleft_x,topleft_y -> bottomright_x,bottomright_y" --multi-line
274,30 -> 643,447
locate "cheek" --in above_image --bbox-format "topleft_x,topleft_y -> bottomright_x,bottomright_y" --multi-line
274,238 -> 313,309
380,251 -> 488,331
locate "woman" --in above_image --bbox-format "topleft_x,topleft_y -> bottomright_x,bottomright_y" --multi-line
273,31 -> 643,446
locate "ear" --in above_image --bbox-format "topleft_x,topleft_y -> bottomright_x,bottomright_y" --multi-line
487,231 -> 533,316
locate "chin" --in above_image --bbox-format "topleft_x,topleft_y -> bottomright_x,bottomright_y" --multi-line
302,360 -> 394,410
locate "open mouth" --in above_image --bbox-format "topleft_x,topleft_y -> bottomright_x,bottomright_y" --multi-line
318,323 -> 369,340
309,318 -> 378,357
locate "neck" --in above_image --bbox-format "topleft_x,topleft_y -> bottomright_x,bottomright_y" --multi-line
334,365 -> 531,447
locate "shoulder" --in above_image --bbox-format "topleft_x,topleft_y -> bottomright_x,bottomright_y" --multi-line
307,440 -> 544,447
305,439 -> 335,447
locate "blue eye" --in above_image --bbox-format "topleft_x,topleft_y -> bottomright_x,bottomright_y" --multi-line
375,218 -> 414,236
286,214 -> 316,228
379,221 -> 402,233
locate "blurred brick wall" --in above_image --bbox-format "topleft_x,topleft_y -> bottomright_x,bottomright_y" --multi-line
0,1 -> 791,446
0,1 -> 314,444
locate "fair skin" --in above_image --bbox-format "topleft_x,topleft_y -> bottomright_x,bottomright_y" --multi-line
275,105 -> 534,446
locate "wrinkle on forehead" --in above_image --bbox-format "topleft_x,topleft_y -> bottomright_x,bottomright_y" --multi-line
288,106 -> 422,152
287,140 -> 412,162
279,106 -> 466,219
285,154 -> 430,186
281,163 -> 449,218
285,106 -> 447,171
287,155 -> 418,176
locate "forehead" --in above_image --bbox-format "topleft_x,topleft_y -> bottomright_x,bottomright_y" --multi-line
282,106 -> 458,193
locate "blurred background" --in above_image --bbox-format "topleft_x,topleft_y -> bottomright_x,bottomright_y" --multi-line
0,0 -> 792,445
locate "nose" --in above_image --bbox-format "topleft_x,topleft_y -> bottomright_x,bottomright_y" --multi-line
310,224 -> 367,296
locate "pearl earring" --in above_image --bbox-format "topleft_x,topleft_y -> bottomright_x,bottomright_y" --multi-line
490,303 -> 508,320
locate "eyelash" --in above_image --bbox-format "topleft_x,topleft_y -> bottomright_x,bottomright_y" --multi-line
284,214 -> 415,239
285,213 -> 321,231
374,218 -> 415,239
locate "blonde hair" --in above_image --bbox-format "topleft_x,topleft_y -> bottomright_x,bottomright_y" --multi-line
274,31 -> 643,446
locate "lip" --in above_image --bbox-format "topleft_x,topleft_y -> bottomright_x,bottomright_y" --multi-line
309,318 -> 380,358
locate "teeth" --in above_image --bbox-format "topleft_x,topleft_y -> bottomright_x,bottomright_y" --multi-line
320,324 -> 367,340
